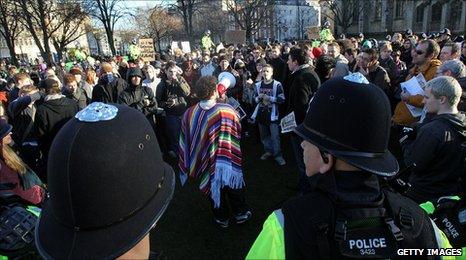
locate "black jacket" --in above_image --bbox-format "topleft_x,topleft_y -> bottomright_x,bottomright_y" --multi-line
282,171 -> 438,259
403,113 -> 466,203
118,85 -> 159,117
156,77 -> 190,116
269,57 -> 286,84
379,57 -> 397,83
92,75 -> 127,104
286,66 -> 320,125
366,65 -> 391,93
7,92 -> 44,144
35,97 -> 79,156
63,87 -> 88,110
457,77 -> 466,112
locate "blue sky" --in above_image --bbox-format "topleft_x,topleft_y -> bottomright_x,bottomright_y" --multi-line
116,0 -> 170,29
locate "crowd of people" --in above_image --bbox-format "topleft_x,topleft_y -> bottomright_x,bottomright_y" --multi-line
1,26 -> 466,258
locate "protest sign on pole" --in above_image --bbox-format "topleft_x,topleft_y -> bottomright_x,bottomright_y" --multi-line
138,38 -> 155,61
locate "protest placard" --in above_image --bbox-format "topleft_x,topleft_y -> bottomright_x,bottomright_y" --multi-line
280,112 -> 297,133
181,41 -> 191,53
138,38 -> 155,61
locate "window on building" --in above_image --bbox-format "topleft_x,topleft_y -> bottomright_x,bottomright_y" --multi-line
449,0 -> 462,30
416,5 -> 424,23
352,0 -> 360,23
431,2 -> 442,22
395,0 -> 404,19
374,0 -> 382,21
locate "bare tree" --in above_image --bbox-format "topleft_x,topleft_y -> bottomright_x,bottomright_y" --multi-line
16,0 -> 87,64
172,0 -> 207,43
83,0 -> 127,55
0,0 -> 22,66
225,0 -> 273,44
51,2 -> 88,61
134,6 -> 183,52
319,0 -> 364,35
194,3 -> 227,42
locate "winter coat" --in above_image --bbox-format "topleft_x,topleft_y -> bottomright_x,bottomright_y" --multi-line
156,77 -> 190,116
332,54 -> 350,77
393,59 -> 442,126
92,74 -> 127,104
366,64 -> 391,93
118,85 -> 160,117
285,65 -> 320,125
63,87 -> 87,110
35,96 -> 79,156
402,113 -> 466,203
7,92 -> 43,144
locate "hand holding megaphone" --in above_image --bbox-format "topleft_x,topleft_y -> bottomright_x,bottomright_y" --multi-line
217,72 -> 236,96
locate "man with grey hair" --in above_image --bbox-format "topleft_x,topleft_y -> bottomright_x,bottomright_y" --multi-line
437,60 -> 466,111
401,76 -> 466,204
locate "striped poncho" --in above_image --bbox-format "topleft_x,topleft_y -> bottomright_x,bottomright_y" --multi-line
179,102 -> 244,208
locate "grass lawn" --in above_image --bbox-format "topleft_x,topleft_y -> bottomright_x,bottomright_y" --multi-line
150,134 -> 299,259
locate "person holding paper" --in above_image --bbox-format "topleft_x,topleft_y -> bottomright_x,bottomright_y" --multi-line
393,39 -> 442,126
400,76 -> 465,204
285,48 -> 320,194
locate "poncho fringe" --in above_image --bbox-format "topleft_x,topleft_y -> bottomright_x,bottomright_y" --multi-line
179,102 -> 244,208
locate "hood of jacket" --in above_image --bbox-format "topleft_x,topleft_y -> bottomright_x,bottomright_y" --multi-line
434,113 -> 466,139
126,67 -> 143,82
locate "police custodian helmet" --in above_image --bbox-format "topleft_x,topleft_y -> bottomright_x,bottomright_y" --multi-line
35,103 -> 175,259
294,73 -> 399,177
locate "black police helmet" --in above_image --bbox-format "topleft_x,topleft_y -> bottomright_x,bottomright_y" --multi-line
294,73 -> 399,177
35,103 -> 175,259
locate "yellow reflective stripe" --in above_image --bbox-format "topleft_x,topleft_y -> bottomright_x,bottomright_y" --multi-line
246,211 -> 285,260
430,219 -> 456,260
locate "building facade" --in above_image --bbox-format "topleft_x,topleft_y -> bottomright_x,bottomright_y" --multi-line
336,0 -> 466,37
222,0 -> 321,42
0,32 -> 90,63
273,0 -> 321,41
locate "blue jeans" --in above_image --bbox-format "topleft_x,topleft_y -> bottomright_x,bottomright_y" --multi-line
291,134 -> 311,194
258,122 -> 282,157
165,115 -> 182,153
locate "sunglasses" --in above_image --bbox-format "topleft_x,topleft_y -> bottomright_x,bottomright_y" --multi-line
415,50 -> 425,55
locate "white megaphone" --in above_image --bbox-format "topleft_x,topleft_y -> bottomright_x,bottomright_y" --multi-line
217,72 -> 236,96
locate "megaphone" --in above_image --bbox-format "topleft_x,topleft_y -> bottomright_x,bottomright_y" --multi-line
217,72 -> 236,96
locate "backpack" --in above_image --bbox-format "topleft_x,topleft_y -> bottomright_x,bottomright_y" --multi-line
0,183 -> 41,259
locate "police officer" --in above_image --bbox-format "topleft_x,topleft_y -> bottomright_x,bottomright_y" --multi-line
247,73 -> 451,259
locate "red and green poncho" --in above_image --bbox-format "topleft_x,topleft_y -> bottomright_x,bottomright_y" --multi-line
179,102 -> 244,208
